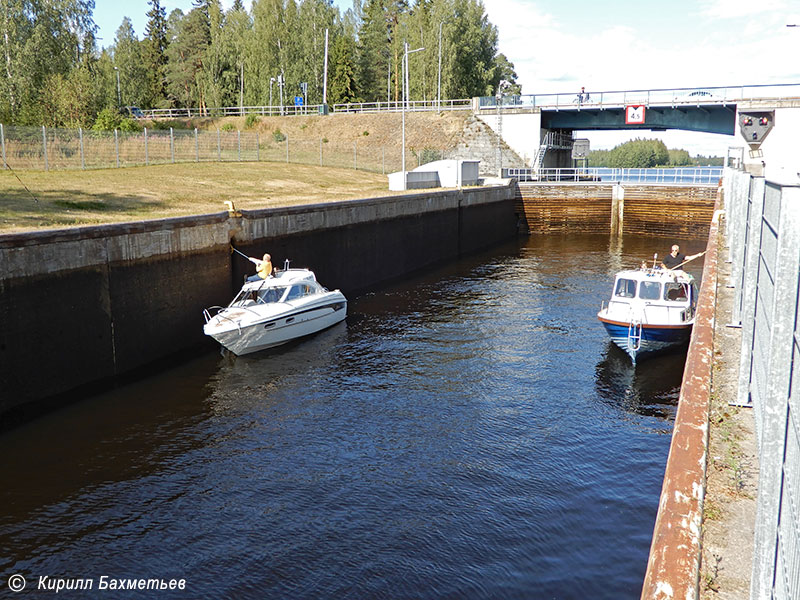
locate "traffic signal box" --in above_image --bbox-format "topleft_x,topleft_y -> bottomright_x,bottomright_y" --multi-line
739,111 -> 775,146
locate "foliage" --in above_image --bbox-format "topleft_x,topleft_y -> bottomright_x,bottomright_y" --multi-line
92,108 -> 123,131
272,128 -> 286,142
0,0 -> 518,126
244,113 -> 260,128
589,140 -> 723,168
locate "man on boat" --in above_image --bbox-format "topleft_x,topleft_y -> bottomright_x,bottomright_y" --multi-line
247,253 -> 273,281
661,245 -> 702,270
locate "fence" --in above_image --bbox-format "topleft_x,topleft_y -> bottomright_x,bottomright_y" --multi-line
503,166 -> 723,184
723,167 -> 800,599
0,124 -> 457,174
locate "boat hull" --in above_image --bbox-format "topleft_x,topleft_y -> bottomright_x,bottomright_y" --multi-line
598,316 -> 692,364
205,298 -> 347,356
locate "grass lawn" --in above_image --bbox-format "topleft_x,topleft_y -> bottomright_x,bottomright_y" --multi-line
0,161 -> 396,233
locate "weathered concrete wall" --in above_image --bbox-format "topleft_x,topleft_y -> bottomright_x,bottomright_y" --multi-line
515,182 -> 718,238
0,185 -> 517,427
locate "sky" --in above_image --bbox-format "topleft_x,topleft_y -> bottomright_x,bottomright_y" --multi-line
93,0 -> 800,156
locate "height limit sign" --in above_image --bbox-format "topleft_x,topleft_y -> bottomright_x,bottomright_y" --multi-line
625,105 -> 646,124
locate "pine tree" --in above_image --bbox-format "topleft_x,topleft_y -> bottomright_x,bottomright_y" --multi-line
144,0 -> 170,108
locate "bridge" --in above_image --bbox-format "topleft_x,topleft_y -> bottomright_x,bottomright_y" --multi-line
138,82 -> 800,184
470,83 -> 800,183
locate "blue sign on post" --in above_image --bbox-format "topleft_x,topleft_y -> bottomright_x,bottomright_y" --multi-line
294,96 -> 303,106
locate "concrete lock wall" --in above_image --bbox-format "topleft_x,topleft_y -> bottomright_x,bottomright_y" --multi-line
0,185 -> 517,427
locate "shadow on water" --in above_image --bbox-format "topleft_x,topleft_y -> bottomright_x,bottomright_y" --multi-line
594,341 -> 686,423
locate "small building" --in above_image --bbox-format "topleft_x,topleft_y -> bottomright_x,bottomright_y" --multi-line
388,159 -> 480,191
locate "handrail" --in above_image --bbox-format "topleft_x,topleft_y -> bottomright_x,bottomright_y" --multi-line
506,167 -> 723,184
478,82 -> 800,110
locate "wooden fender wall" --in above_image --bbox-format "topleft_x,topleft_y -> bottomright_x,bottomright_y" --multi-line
515,182 -> 718,239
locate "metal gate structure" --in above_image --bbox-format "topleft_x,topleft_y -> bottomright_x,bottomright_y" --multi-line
723,168 -> 800,599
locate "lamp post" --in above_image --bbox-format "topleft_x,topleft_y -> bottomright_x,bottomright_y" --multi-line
402,42 -> 425,191
269,77 -> 275,114
437,21 -> 445,113
114,67 -> 121,107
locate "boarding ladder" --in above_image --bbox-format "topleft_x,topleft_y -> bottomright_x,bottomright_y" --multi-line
627,319 -> 642,352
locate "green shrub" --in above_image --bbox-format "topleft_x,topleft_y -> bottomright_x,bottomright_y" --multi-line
92,108 -> 121,132
221,122 -> 236,132
272,128 -> 286,142
244,113 -> 260,129
118,118 -> 142,133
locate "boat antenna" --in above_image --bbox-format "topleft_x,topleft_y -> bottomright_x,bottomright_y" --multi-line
652,253 -> 658,269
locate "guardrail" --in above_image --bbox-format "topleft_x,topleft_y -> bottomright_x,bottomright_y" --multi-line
505,167 -> 723,184
138,99 -> 472,120
724,168 -> 800,600
479,82 -> 800,110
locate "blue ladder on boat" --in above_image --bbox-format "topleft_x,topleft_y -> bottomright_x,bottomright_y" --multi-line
628,320 -> 642,352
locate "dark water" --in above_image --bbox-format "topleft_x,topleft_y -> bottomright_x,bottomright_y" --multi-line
0,235 -> 703,599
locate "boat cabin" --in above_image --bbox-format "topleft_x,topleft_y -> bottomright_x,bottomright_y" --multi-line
605,268 -> 697,325
231,270 -> 325,308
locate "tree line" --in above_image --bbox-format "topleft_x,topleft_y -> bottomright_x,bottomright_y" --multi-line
588,138 -> 724,168
0,0 -> 519,128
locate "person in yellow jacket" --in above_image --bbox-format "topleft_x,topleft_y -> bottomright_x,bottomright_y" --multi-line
255,253 -> 273,279
246,253 -> 273,281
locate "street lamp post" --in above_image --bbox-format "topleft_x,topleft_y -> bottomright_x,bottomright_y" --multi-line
269,77 -> 275,114
402,42 -> 425,191
114,67 -> 121,107
437,21 -> 444,113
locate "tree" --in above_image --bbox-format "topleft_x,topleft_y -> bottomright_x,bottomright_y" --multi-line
328,33 -> 359,104
0,0 -> 97,124
113,18 -> 148,108
143,0 -> 170,108
166,7 -> 211,109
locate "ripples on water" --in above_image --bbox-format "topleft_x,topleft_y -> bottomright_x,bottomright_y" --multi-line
0,234 -> 704,599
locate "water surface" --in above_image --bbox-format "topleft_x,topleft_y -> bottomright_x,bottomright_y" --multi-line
0,234 -> 704,598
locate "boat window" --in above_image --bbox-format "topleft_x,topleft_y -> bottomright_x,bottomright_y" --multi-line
259,286 -> 287,303
639,281 -> 661,300
285,283 -> 316,301
664,283 -> 688,302
614,278 -> 637,298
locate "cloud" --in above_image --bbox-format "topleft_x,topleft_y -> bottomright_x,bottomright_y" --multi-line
699,0 -> 788,19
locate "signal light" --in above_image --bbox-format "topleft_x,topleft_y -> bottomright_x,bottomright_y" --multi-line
759,117 -> 769,126
743,117 -> 753,126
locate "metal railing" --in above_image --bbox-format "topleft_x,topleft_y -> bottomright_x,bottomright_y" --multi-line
723,167 -> 800,600
478,82 -> 800,110
504,166 -> 723,184
136,98 -> 472,120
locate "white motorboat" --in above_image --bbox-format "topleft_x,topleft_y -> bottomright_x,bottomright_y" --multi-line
203,263 -> 347,356
597,265 -> 698,364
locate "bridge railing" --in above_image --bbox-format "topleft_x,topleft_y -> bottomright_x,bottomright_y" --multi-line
504,166 -> 723,184
479,82 -> 800,110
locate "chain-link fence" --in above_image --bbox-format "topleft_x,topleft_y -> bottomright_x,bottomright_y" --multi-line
0,124 -> 458,174
724,167 -> 800,600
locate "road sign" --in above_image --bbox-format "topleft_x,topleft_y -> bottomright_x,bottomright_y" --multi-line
625,105 -> 646,124
294,96 -> 303,106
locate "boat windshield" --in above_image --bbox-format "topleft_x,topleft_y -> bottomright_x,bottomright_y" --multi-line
639,281 -> 661,300
231,285 -> 289,306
